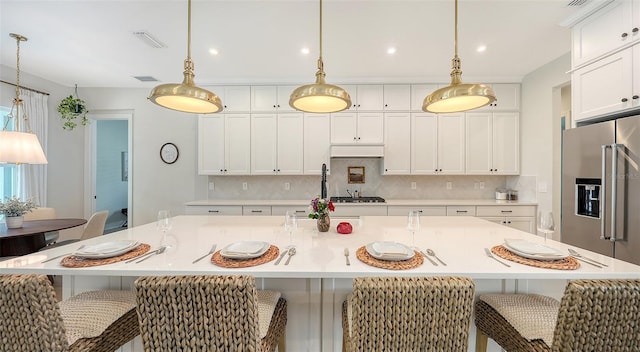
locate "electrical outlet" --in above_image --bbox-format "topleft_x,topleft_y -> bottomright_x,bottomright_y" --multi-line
208,182 -> 215,191
479,182 -> 485,189
446,182 -> 452,190
284,182 -> 290,190
411,182 -> 417,190
242,182 -> 248,190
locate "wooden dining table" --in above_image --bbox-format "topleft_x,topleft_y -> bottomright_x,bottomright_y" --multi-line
0,218 -> 87,256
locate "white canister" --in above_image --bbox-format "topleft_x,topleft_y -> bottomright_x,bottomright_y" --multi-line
495,189 -> 508,200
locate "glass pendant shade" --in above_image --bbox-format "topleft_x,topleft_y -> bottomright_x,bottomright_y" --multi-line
148,0 -> 222,114
290,0 -> 351,113
0,131 -> 48,164
423,0 -> 495,113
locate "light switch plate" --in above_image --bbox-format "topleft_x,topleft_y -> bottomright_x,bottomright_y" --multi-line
284,182 -> 290,190
411,182 -> 417,190
446,182 -> 452,190
208,182 -> 215,191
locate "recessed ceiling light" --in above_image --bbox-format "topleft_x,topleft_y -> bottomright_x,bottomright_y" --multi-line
387,47 -> 397,55
209,48 -> 219,55
477,45 -> 487,53
301,47 -> 310,55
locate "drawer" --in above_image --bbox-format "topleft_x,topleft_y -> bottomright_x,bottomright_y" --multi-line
387,206 -> 446,216
446,206 -> 476,216
184,205 -> 243,216
332,205 -> 388,217
476,205 -> 536,217
242,206 -> 272,216
271,206 -> 308,217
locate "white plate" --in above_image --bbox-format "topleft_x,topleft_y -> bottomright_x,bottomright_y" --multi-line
221,241 -> 270,259
503,239 -> 567,261
74,240 -> 140,259
366,242 -> 415,261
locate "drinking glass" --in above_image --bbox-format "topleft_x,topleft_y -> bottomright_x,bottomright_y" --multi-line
407,210 -> 421,246
538,211 -> 555,244
157,210 -> 172,246
284,211 -> 298,244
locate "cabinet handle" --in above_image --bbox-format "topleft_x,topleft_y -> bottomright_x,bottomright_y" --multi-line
456,210 -> 468,214
277,169 -> 281,172
495,169 -> 498,172
277,104 -> 281,108
507,220 -> 512,224
224,169 -> 227,172
353,137 -> 357,140
502,220 -> 507,224
501,210 -> 513,213
295,210 -> 305,213
622,32 -> 628,38
633,95 -> 639,100
439,169 -> 443,172
251,210 -> 263,213
622,98 -> 629,102
208,210 -> 220,213
385,168 -> 388,171
385,104 -> 388,107
633,27 -> 639,33
224,105 -> 228,108
490,169 -> 493,172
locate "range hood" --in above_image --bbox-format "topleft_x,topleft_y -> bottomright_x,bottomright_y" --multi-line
330,144 -> 384,158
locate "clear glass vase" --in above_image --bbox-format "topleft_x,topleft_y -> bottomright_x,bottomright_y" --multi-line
317,215 -> 330,232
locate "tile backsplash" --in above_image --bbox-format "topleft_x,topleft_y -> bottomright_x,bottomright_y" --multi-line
206,158 -> 532,201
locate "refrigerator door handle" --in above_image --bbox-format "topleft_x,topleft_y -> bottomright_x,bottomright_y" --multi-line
601,144 -> 610,240
610,143 -> 624,242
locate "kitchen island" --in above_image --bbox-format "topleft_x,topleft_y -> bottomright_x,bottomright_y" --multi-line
2,215 -> 639,352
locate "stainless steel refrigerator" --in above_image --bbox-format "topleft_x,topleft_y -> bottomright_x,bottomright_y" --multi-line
561,114 -> 640,266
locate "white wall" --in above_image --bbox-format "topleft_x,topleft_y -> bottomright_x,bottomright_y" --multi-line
517,53 -> 571,237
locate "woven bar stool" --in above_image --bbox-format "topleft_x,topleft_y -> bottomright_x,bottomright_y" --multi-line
342,276 -> 476,352
474,279 -> 640,352
0,274 -> 139,352
134,275 -> 287,352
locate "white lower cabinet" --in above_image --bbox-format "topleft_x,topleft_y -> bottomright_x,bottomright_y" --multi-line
446,206 -> 476,216
184,205 -> 243,216
242,206 -> 272,216
387,206 -> 446,216
477,205 -> 537,233
271,206 -> 308,217
331,205 -> 388,218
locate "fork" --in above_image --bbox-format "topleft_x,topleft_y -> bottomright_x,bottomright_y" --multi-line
413,247 -> 437,266
484,248 -> 511,267
344,248 -> 351,266
135,246 -> 167,263
42,245 -> 85,263
568,248 -> 607,267
192,244 -> 217,264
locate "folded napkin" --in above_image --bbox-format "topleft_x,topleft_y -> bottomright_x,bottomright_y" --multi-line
504,239 -> 560,256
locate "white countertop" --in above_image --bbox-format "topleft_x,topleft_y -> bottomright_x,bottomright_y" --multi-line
3,216 -> 637,280
185,199 -> 537,206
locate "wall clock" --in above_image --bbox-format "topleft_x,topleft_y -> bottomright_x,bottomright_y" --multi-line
160,142 -> 179,164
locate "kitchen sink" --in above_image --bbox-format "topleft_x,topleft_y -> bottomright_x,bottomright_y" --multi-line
330,196 -> 386,203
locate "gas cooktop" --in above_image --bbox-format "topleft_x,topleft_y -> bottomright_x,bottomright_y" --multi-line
330,196 -> 386,203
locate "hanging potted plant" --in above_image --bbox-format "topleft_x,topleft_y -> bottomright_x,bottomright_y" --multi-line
0,196 -> 38,228
58,84 -> 89,130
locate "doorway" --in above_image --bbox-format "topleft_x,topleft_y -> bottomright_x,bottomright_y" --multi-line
84,110 -> 133,231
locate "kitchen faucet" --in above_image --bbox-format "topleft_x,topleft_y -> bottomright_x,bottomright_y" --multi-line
321,164 -> 327,199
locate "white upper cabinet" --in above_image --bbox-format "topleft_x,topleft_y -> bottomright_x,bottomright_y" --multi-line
382,113 -> 411,175
206,86 -> 251,112
466,112 -> 520,175
198,114 -> 251,175
572,0 -> 639,67
330,112 -> 384,144
411,113 -> 465,174
410,84 -> 438,111
250,85 -> 297,112
251,113 -> 303,175
474,84 -> 520,112
383,85 -> 411,111
303,113 -> 331,175
340,85 -> 384,111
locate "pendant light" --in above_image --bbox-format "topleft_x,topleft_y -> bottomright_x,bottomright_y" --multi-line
148,0 -> 222,114
423,0 -> 496,113
0,33 -> 48,165
290,0 -> 351,113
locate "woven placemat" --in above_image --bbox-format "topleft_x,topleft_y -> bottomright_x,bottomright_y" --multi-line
60,243 -> 151,268
492,245 -> 580,270
356,246 -> 424,270
211,245 -> 279,268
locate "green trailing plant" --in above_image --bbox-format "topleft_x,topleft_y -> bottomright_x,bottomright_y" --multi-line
0,196 -> 38,217
57,95 -> 88,130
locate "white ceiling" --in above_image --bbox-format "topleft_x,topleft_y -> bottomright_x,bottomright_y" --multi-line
0,0 -> 587,89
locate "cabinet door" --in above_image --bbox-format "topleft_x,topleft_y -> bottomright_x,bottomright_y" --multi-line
277,113 -> 304,174
383,85 -> 411,111
355,85 -> 384,110
331,112 -> 358,143
507,218 -> 535,234
572,0 -> 634,67
304,113 -> 331,175
198,115 -> 225,175
411,113 -> 438,174
491,84 -> 520,111
634,44 -> 640,110
251,114 -> 277,174
465,112 -> 492,174
492,112 -> 520,175
356,113 -> 384,144
572,49 -> 633,121
225,114 -> 251,174
410,84 -> 438,111
277,85 -> 297,112
251,86 -> 278,112
223,86 -> 251,112
382,113 -> 411,174
437,113 -> 465,174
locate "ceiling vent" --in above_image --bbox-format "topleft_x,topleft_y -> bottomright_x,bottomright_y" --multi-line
134,76 -> 159,82
133,31 -> 166,48
567,0 -> 589,6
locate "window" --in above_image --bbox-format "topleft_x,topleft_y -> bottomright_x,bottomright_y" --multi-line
0,106 -> 17,200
